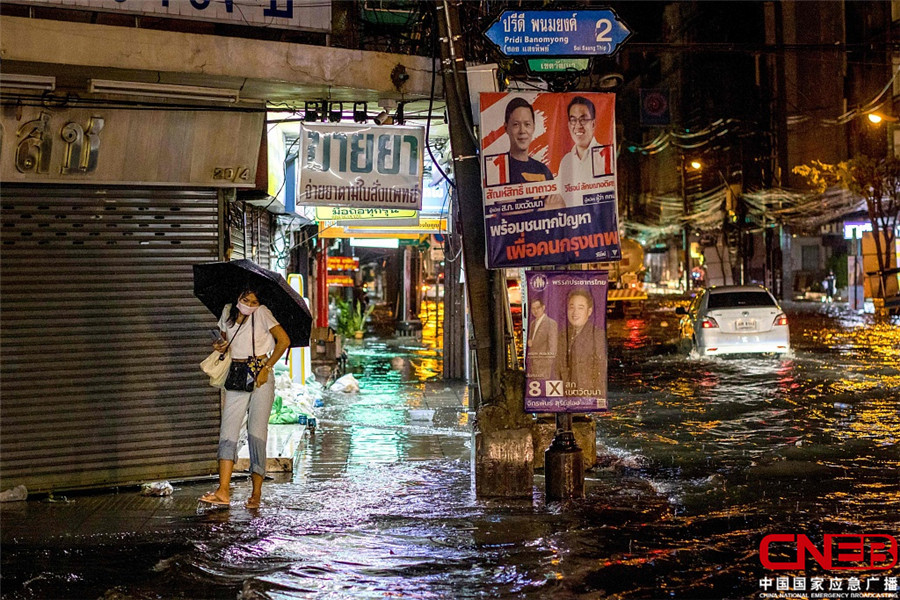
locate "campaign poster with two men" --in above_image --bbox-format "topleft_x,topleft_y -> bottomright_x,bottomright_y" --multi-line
524,270 -> 608,413
479,92 -> 621,270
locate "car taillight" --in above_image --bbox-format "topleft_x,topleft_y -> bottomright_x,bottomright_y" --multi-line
774,314 -> 788,326
701,317 -> 719,329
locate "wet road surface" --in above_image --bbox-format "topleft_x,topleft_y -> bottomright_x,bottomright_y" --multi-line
1,301 -> 898,599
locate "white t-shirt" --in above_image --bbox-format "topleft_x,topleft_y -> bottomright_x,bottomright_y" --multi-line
218,304 -> 279,359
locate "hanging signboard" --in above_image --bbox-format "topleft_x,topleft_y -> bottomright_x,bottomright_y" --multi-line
526,58 -> 590,73
318,218 -> 448,239
524,270 -> 609,413
483,9 -> 632,57
315,206 -> 419,226
34,0 -> 330,32
479,91 -> 621,269
299,123 -> 424,210
327,275 -> 355,287
327,256 -> 360,271
317,222 -> 419,240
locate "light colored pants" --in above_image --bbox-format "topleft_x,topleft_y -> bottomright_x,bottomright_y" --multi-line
218,376 -> 274,476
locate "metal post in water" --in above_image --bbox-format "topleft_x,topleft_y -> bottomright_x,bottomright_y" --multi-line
545,414 -> 584,500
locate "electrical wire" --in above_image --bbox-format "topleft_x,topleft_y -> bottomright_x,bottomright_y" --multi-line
0,92 -> 265,113
439,0 -> 482,150
425,12 -> 456,190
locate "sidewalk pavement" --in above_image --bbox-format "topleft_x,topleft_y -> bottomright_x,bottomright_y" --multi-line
0,377 -> 472,548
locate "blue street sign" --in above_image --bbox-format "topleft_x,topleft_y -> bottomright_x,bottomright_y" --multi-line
484,9 -> 632,57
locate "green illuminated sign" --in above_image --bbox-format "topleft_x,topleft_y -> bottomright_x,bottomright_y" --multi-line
526,58 -> 590,73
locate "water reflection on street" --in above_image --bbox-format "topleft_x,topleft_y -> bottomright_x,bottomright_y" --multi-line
228,303 -> 897,599
5,302 -> 899,599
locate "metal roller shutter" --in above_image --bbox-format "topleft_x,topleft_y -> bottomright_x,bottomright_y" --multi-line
0,186 -> 222,493
228,200 -> 271,266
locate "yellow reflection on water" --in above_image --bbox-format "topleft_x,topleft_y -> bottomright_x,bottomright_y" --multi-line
418,300 -> 444,349
807,322 -> 900,361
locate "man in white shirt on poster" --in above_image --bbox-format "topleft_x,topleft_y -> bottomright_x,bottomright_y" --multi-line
558,96 -> 600,204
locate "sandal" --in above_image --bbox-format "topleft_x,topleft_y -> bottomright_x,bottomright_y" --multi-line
199,492 -> 230,507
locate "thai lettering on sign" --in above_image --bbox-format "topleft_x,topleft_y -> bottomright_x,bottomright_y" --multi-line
35,1 -> 330,32
299,123 -> 424,210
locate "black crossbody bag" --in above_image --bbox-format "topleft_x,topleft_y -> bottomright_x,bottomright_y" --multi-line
224,314 -> 267,392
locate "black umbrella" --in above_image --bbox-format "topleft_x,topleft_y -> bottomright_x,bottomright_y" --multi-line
193,259 -> 312,347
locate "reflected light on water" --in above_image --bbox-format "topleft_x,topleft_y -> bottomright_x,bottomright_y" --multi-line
7,302 -> 896,600
419,299 -> 443,349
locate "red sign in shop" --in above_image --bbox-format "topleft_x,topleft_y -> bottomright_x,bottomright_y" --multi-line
327,275 -> 355,287
327,256 -> 359,271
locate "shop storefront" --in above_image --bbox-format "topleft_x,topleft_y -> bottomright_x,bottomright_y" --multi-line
0,103 -> 264,492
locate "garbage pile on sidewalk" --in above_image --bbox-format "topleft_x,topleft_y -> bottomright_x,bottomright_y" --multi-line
267,368 -> 325,425
328,373 -> 359,394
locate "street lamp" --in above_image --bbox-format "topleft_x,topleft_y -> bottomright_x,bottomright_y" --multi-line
681,156 -> 702,292
865,110 -> 897,124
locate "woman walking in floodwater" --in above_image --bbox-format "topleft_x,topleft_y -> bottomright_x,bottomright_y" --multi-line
200,287 -> 290,509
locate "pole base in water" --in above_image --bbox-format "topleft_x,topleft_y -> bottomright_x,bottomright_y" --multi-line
544,430 -> 584,501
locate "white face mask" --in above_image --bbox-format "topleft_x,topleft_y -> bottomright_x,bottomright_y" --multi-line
237,302 -> 259,316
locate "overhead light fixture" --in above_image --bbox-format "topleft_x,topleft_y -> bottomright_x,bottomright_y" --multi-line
304,101 -> 320,122
0,74 -> 56,92
87,79 -> 239,102
328,101 -> 343,123
353,102 -> 368,123
374,110 -> 394,126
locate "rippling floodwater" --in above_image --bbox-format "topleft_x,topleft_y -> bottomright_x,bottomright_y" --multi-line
2,301 -> 898,599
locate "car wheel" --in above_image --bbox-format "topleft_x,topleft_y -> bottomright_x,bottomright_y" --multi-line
691,336 -> 705,357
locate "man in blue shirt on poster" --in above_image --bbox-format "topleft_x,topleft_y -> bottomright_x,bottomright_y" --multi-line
504,96 -> 562,209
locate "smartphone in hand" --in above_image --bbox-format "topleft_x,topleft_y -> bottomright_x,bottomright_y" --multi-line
209,329 -> 222,342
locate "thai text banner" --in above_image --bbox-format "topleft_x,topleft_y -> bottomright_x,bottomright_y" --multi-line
35,0 -> 330,32
333,218 -> 448,235
314,207 -> 418,220
524,270 -> 609,413
299,123 -> 424,210
314,206 -> 419,226
479,92 -> 621,268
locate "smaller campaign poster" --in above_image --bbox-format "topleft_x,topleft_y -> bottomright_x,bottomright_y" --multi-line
524,270 -> 609,413
479,92 -> 621,269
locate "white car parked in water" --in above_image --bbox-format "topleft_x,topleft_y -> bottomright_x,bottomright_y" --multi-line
676,285 -> 791,357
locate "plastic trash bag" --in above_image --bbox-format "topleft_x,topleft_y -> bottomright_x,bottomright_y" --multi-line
140,481 -> 174,496
269,406 -> 307,424
0,485 -> 27,502
268,387 -> 318,423
330,373 -> 360,393
409,409 -> 435,422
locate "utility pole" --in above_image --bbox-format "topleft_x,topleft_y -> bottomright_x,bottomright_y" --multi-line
681,154 -> 692,292
435,0 -> 501,406
436,1 -> 534,498
771,0 -> 788,299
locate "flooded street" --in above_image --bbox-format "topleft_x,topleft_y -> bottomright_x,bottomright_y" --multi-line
2,301 -> 898,599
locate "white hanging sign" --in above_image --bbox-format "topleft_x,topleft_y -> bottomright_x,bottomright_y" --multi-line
298,123 -> 424,210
